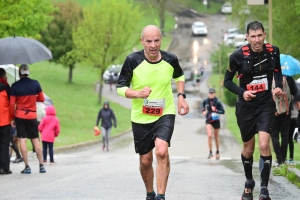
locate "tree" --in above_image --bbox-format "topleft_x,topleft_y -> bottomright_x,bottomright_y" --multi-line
40,0 -> 83,83
72,0 -> 141,104
0,0 -> 54,38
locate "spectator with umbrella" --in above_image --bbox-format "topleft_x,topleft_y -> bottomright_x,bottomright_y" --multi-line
0,36 -> 52,174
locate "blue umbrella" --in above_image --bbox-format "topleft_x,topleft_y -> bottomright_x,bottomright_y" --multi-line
280,54 -> 300,76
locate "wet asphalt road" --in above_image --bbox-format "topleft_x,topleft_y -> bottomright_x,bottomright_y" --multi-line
1,9 -> 300,200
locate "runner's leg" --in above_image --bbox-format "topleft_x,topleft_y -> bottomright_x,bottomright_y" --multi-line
258,131 -> 272,188
242,136 -> 255,176
155,138 -> 169,195
213,128 -> 220,152
140,150 -> 154,193
206,124 -> 213,152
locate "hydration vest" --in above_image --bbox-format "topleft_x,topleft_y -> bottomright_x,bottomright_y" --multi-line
241,43 -> 276,74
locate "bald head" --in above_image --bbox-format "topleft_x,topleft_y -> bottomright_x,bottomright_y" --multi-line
141,25 -> 162,39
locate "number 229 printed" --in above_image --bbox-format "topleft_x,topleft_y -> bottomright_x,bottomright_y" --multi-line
142,106 -> 163,116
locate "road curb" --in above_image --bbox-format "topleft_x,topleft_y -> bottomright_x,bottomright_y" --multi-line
54,129 -> 132,153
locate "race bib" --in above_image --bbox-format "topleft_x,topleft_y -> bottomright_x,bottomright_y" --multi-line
246,75 -> 268,92
142,99 -> 165,116
211,112 -> 219,120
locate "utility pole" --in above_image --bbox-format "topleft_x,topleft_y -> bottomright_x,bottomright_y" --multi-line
268,0 -> 272,44
218,44 -> 222,99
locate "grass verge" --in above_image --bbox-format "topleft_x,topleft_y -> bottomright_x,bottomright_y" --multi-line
28,61 -> 132,149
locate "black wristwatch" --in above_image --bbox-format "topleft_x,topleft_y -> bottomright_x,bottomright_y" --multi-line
177,93 -> 186,98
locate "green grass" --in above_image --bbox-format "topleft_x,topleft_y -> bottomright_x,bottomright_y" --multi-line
29,61 -> 132,148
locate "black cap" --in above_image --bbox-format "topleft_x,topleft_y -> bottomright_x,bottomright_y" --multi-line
209,88 -> 215,93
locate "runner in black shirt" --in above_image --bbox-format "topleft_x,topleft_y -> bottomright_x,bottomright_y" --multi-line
223,21 -> 283,200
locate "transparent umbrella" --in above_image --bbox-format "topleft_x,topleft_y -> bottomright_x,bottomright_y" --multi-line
0,64 -> 19,85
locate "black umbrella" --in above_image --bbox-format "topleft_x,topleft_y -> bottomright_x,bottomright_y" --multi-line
0,36 -> 52,65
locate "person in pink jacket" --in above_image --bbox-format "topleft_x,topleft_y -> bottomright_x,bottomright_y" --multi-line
38,106 -> 60,165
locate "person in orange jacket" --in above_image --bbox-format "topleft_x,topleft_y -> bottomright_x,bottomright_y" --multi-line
0,68 -> 12,174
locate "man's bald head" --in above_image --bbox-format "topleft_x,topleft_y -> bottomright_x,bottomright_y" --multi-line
141,25 -> 162,39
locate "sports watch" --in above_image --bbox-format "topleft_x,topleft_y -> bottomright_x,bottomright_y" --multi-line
177,93 -> 186,98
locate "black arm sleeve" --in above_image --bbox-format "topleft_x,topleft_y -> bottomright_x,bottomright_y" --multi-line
223,53 -> 245,96
224,70 -> 245,96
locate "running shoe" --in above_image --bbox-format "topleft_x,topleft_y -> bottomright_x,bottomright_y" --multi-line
154,197 -> 164,200
207,152 -> 213,159
273,162 -> 281,168
259,187 -> 271,200
21,166 -> 31,174
289,159 -> 294,166
146,192 -> 156,200
49,162 -> 57,165
216,153 -> 220,160
13,157 -> 23,163
102,145 -> 105,151
241,179 -> 255,200
106,147 -> 110,151
40,165 -> 46,173
43,160 -> 47,164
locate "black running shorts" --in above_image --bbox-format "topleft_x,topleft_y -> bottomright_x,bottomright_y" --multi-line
206,120 -> 220,129
236,102 -> 276,142
132,114 -> 175,155
15,117 -> 39,139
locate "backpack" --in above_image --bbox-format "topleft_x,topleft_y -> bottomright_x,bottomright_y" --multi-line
272,76 -> 292,115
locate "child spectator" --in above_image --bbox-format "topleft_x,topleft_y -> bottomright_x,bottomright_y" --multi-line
38,106 -> 60,165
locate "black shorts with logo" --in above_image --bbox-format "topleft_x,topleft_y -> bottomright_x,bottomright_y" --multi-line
15,117 -> 39,139
132,114 -> 175,155
236,102 -> 276,142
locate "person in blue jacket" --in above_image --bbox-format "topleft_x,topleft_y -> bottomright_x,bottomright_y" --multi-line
202,88 -> 225,160
95,101 -> 117,151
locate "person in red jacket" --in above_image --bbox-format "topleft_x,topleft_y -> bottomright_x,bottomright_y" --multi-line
10,64 -> 46,174
0,68 -> 12,174
38,105 -> 60,165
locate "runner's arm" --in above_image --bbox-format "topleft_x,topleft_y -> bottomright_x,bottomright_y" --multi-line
216,101 -> 225,114
223,54 -> 245,96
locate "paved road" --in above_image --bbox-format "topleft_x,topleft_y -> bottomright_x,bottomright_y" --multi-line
1,10 -> 300,200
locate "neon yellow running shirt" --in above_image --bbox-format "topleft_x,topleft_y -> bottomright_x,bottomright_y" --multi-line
117,50 -> 185,124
